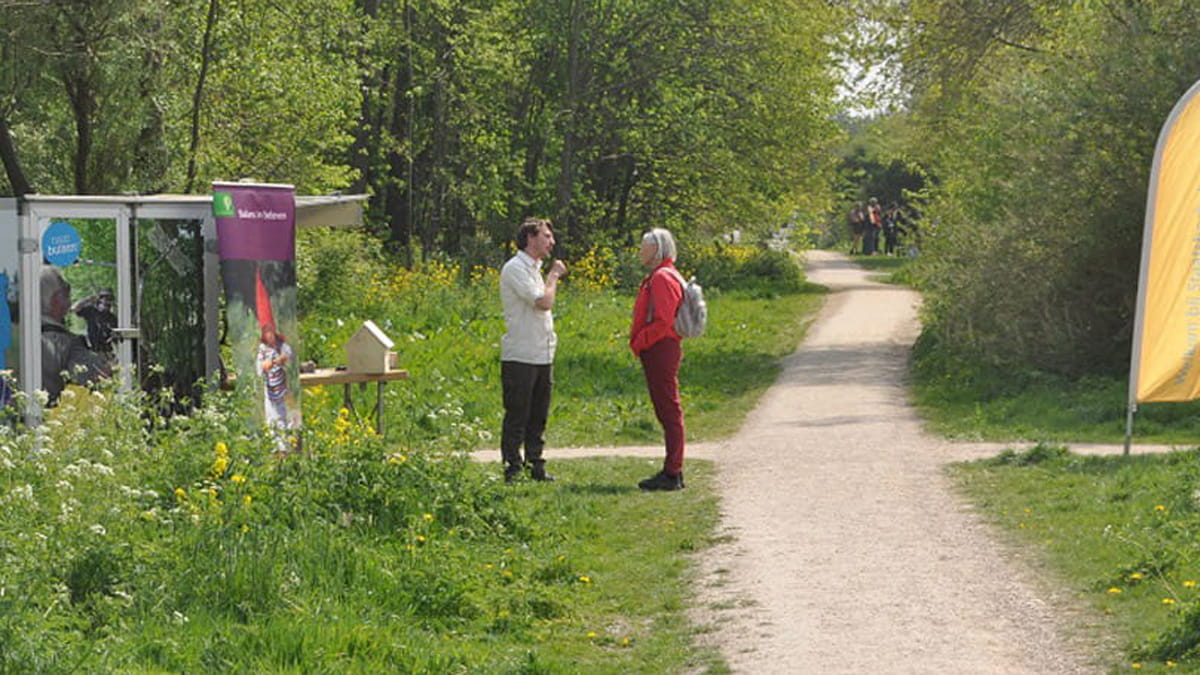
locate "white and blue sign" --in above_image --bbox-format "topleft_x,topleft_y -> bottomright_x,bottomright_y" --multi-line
42,220 -> 82,267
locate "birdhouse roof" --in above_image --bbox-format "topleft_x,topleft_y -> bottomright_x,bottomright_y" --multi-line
350,320 -> 394,349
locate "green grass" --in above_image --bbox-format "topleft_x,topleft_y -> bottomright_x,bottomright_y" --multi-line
911,359 -> 1200,445
848,254 -> 910,280
950,445 -> 1200,672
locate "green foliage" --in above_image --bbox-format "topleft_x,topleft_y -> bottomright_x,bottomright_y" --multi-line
950,448 -> 1200,670
0,373 -> 726,671
896,1 -> 1200,378
684,243 -> 806,295
2,0 -> 843,265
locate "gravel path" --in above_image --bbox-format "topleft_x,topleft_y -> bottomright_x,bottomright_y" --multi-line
681,250 -> 1106,674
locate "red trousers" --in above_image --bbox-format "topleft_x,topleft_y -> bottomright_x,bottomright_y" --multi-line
639,338 -> 685,476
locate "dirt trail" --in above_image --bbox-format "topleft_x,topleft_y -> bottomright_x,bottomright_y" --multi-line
681,250 -> 1109,673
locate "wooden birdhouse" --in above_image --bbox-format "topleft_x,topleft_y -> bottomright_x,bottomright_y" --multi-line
345,320 -> 397,374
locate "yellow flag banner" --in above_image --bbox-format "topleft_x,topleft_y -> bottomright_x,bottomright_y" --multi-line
1131,78 -> 1200,402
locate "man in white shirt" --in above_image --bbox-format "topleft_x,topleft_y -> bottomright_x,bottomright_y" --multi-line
499,217 -> 567,483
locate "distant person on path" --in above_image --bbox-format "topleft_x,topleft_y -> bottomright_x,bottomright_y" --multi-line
630,228 -> 688,491
40,267 -> 110,406
882,202 -> 907,256
848,203 -> 865,255
864,197 -> 883,255
499,217 -> 567,483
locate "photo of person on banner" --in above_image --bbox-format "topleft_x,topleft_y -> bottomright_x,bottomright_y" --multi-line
255,267 -> 297,431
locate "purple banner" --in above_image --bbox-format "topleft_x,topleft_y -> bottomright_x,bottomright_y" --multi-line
213,182 -> 296,261
213,182 -> 301,452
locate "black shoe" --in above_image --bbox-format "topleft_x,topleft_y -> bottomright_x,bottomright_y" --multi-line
504,464 -> 523,484
530,464 -> 556,482
638,471 -> 683,491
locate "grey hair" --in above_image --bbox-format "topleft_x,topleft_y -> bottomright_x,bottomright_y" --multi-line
641,228 -> 677,264
40,267 -> 69,316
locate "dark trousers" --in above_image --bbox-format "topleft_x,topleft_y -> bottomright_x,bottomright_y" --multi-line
501,361 -> 553,468
639,338 -> 685,476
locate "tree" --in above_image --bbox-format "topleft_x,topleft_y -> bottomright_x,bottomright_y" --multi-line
895,0 -> 1200,376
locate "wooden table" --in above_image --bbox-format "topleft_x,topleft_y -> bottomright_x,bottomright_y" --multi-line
299,368 -> 409,435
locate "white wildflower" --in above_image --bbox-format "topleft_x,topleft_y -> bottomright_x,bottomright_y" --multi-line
89,524 -> 106,536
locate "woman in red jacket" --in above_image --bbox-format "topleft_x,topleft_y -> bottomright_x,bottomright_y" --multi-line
630,228 -> 687,491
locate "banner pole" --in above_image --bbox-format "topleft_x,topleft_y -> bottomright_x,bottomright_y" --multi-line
1124,403 -> 1135,456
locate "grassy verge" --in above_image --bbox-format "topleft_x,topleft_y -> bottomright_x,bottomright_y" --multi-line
847,254 -> 911,281
912,361 -> 1200,445
950,444 -> 1200,672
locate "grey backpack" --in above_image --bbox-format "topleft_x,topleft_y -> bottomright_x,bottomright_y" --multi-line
668,269 -> 707,338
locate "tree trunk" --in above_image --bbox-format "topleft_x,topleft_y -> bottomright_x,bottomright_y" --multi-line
0,112 -> 33,196
350,0 -> 381,194
554,0 -> 586,238
184,0 -> 219,194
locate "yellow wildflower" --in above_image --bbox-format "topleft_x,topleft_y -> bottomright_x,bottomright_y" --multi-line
1163,598 -> 1177,605
215,441 -> 228,458
211,455 -> 228,478
1155,505 -> 1166,512
230,474 -> 246,484
174,487 -> 187,502
423,513 -> 434,522
1108,588 -> 1122,594
1185,581 -> 1196,588
578,576 -> 592,584
243,495 -> 252,507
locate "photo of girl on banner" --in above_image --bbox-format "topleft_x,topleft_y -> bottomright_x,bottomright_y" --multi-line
213,183 -> 301,454
254,266 -> 297,431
